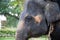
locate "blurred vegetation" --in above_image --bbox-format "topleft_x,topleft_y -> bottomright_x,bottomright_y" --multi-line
0,28 -> 16,37
0,0 -> 24,27
0,37 -> 15,40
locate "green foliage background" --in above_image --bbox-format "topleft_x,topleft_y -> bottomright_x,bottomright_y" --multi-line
0,0 -> 24,27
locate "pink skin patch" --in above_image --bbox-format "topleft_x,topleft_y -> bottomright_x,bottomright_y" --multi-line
34,15 -> 42,23
17,21 -> 24,31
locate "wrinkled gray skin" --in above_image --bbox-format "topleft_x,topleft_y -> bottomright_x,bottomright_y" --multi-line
44,0 -> 60,40
16,0 -> 60,40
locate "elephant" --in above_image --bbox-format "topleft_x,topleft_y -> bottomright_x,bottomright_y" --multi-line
16,0 -> 60,40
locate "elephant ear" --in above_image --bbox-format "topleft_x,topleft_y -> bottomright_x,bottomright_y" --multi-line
45,2 -> 60,23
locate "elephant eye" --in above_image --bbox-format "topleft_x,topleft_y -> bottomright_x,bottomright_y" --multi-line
34,15 -> 42,23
